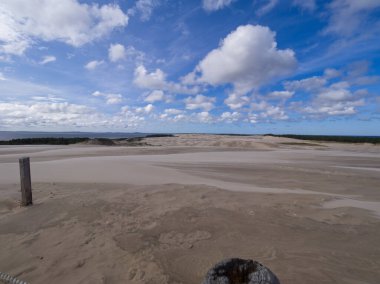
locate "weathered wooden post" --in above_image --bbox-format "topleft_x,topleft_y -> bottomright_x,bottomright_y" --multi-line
19,157 -> 33,206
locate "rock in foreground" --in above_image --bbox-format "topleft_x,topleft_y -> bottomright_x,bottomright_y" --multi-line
203,258 -> 280,284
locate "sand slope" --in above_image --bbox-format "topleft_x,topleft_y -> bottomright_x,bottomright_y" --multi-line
0,135 -> 380,283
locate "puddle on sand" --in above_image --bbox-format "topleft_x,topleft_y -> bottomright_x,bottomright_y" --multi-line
323,198 -> 380,218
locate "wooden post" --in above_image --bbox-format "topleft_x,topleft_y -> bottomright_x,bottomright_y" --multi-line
19,157 -> 33,206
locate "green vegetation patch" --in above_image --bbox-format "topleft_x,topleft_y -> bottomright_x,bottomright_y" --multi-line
0,137 -> 90,145
280,142 -> 324,147
144,134 -> 175,138
266,134 -> 380,144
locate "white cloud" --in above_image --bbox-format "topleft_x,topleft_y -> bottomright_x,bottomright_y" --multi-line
85,60 -> 104,70
220,111 -> 241,123
144,90 -> 165,103
0,102 -> 94,128
134,65 -> 199,94
92,91 -> 123,105
0,0 -> 128,55
267,90 -> 294,100
325,0 -> 380,36
247,113 -> 258,124
316,83 -> 353,102
194,25 -> 297,94
260,105 -> 288,120
0,72 -> 6,80
251,101 -> 268,111
202,0 -> 234,11
251,101 -> 288,120
292,0 -> 316,12
0,101 -> 151,130
164,108 -> 183,115
158,108 -> 187,122
284,76 -> 327,93
196,111 -> 213,123
128,0 -> 160,21
108,43 -> 126,62
256,0 -> 278,16
135,104 -> 154,114
159,112 -> 187,122
301,100 -> 364,116
31,95 -> 65,102
39,55 -> 56,65
224,93 -> 249,110
284,65 -> 373,117
185,95 -> 215,111
119,107 -> 146,127
134,65 -> 166,89
124,46 -> 145,63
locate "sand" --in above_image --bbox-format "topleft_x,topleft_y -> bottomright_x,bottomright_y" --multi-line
0,134 -> 379,283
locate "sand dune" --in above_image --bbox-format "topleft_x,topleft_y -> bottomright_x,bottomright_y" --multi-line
0,135 -> 380,283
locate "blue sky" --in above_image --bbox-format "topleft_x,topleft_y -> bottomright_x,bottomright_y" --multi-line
0,0 -> 379,134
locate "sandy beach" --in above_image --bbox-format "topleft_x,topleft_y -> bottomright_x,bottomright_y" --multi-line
0,134 -> 380,283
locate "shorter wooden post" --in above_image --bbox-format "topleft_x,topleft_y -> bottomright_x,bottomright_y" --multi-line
19,157 -> 33,206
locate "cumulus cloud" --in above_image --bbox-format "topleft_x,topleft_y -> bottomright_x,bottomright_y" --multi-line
194,25 -> 297,94
0,101 -> 103,128
260,105 -> 288,120
196,111 -> 213,123
159,111 -> 187,122
267,90 -> 294,100
123,46 -> 146,63
202,0 -> 234,11
108,43 -> 126,62
324,0 -> 380,36
134,65 -> 199,94
220,111 -> 241,123
134,65 -> 166,89
128,0 -> 160,21
284,64 -> 374,117
224,93 -> 249,110
251,101 -> 288,120
185,95 -> 215,111
39,55 -> 56,65
301,100 -> 364,116
144,90 -> 166,103
164,108 -> 183,115
119,106 -> 146,127
135,104 -> 154,114
0,0 -> 128,55
285,76 -> 327,93
0,101 -> 150,130
316,82 -> 353,102
92,91 -> 123,105
84,60 -> 104,70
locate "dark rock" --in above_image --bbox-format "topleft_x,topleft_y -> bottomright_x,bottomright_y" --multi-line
202,258 -> 280,284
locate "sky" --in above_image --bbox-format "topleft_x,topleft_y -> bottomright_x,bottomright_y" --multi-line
0,0 -> 379,135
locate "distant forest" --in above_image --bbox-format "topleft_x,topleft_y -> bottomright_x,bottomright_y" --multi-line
0,137 -> 90,145
0,134 -> 175,145
267,134 -> 380,144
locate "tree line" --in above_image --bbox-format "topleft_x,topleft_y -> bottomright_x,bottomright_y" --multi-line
266,134 -> 380,144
